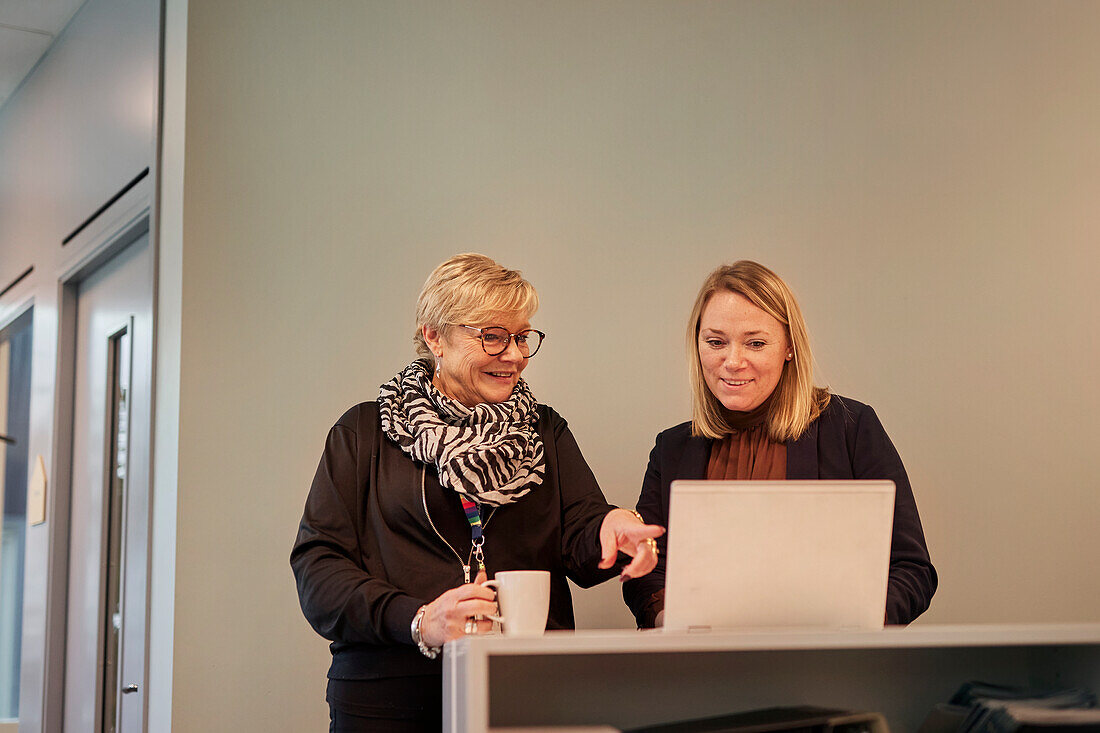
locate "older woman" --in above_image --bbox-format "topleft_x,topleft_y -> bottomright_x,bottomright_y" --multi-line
623,260 -> 936,628
292,253 -> 662,731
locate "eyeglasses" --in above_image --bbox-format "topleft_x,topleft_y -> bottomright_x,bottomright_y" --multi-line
458,325 -> 545,357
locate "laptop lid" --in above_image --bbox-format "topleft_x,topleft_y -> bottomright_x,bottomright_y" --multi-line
662,480 -> 895,632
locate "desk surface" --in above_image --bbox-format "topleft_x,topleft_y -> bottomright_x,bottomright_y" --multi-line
448,622 -> 1100,657
444,623 -> 1100,733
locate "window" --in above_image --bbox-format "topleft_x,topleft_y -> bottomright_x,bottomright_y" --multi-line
0,310 -> 32,723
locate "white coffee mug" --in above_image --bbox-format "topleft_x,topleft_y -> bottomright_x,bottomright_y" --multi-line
485,570 -> 550,637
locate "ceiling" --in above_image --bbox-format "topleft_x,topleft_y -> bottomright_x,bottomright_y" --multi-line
0,0 -> 87,112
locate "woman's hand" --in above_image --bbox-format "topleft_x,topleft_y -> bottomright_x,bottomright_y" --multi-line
598,508 -> 665,581
419,569 -> 497,647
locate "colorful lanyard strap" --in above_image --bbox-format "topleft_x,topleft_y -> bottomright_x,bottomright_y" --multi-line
460,496 -> 486,573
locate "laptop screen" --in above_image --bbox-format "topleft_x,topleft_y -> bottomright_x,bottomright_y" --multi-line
662,480 -> 895,632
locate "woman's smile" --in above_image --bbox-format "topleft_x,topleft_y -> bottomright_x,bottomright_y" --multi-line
429,313 -> 532,407
698,290 -> 790,413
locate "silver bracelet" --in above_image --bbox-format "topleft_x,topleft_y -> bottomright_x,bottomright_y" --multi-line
411,605 -> 441,660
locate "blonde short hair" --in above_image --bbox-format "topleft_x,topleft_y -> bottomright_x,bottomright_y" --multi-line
413,253 -> 539,366
687,260 -> 830,442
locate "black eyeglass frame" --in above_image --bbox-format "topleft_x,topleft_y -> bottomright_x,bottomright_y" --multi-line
457,324 -> 546,357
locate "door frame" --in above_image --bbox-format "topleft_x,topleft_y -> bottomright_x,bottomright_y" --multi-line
45,201 -> 153,733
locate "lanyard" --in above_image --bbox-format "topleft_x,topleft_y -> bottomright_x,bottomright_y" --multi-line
460,497 -> 486,573
421,465 -> 492,583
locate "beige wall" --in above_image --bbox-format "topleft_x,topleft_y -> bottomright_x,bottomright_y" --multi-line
174,1 -> 1100,729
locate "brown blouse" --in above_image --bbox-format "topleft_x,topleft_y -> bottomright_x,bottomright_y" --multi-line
706,429 -> 786,480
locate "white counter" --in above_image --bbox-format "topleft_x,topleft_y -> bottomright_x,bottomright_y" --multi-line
443,624 -> 1100,733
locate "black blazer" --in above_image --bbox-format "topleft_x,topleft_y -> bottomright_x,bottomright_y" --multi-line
622,395 -> 937,627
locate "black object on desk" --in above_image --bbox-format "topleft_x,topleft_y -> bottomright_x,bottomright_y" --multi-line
918,681 -> 1100,733
624,705 -> 890,733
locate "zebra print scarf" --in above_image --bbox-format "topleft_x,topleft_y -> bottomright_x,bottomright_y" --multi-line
378,359 -> 545,507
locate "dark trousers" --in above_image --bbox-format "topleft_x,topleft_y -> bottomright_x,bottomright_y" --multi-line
327,676 -> 442,732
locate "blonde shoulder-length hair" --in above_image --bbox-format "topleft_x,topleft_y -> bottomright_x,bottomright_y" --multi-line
413,253 -> 539,369
688,260 -> 830,442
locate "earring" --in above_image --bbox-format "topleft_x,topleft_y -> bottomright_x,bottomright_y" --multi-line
435,356 -> 442,375
787,352 -> 793,360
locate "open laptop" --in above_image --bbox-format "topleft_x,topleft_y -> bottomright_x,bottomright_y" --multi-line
662,480 -> 895,632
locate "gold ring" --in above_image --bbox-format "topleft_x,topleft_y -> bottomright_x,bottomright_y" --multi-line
643,537 -> 658,554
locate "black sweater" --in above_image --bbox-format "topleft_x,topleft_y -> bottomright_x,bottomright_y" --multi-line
622,395 -> 937,627
291,401 -> 618,679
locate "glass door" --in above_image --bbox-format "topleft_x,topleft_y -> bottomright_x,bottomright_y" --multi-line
0,310 -> 32,726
